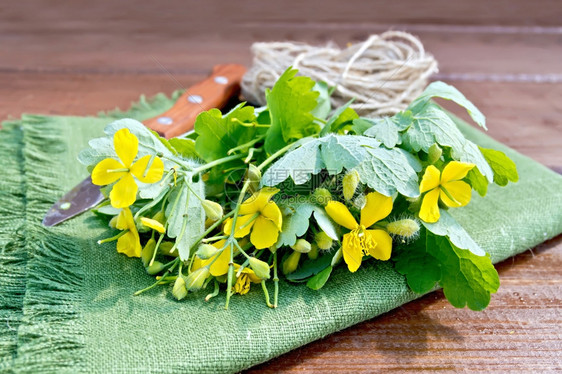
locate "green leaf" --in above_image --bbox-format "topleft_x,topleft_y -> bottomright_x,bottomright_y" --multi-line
264,68 -> 321,154
311,81 -> 332,120
408,81 -> 487,130
394,230 -> 440,294
165,176 -> 205,261
276,202 -> 316,248
169,138 -> 200,160
321,100 -> 358,136
262,134 -> 380,187
401,103 -> 493,182
286,254 -> 332,282
466,167 -> 488,197
306,266 -> 332,290
312,207 -> 338,240
194,103 -> 257,162
354,146 -> 421,198
427,233 -> 499,311
479,147 -> 519,186
363,117 -> 401,148
422,209 -> 485,256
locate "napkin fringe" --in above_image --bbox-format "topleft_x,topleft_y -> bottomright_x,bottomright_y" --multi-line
12,116 -> 86,372
0,122 -> 28,368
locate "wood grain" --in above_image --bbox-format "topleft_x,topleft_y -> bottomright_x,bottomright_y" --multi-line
1,0 -> 561,372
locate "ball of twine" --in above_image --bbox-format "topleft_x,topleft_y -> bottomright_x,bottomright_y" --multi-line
242,31 -> 438,117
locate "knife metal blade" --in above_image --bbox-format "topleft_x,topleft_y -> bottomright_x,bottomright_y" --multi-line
42,64 -> 247,226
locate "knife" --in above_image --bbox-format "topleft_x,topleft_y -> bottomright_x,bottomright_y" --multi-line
42,64 -> 247,227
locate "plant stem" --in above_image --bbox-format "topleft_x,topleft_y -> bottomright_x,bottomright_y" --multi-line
261,281 -> 274,308
257,142 -> 297,171
191,153 -> 245,175
273,251 -> 279,308
134,258 -> 180,296
227,135 -> 265,155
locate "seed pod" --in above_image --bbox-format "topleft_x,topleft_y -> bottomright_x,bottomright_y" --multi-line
185,266 -> 210,292
249,257 -> 270,280
342,170 -> 360,201
291,239 -> 311,253
314,231 -> 333,250
141,238 -> 156,267
428,143 -> 443,164
172,276 -> 188,300
146,261 -> 165,275
196,243 -> 220,260
313,188 -> 332,206
202,200 -> 223,222
282,251 -> 302,275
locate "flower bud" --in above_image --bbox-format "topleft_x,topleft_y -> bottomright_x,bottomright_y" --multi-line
108,215 -> 118,229
428,143 -> 442,164
249,257 -> 270,280
307,243 -> 319,260
152,211 -> 166,225
331,247 -> 343,267
282,251 -> 301,275
146,261 -> 165,275
196,243 -> 220,260
185,266 -> 210,292
246,164 -> 262,194
202,200 -> 223,222
387,218 -> 420,240
313,188 -> 332,206
141,238 -> 156,267
172,276 -> 188,300
314,232 -> 333,250
342,170 -> 360,201
291,239 -> 311,253
158,241 -> 176,256
140,217 -> 166,234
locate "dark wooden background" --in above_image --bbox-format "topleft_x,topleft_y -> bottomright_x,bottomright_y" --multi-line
1,1 -> 561,371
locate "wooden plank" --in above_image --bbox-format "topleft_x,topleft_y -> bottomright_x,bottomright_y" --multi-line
1,72 -> 560,169
247,237 -> 562,373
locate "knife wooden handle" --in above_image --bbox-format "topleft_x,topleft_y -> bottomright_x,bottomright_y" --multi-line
143,64 -> 246,139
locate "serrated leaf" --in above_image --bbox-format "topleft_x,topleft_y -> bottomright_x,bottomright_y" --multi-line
320,100 -> 357,136
262,134 -> 380,187
466,167 -> 488,197
394,230 -> 440,293
409,81 -> 487,130
363,117 -> 401,148
194,103 -> 257,163
306,266 -> 332,290
169,138 -> 200,160
264,68 -> 321,154
401,103 -> 493,182
422,209 -> 485,256
286,254 -> 332,282
311,81 -> 331,120
479,147 -> 519,186
275,202 -> 316,248
354,147 -> 421,198
427,233 -> 499,311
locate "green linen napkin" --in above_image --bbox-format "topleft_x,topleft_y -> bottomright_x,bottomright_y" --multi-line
1,93 -> 561,373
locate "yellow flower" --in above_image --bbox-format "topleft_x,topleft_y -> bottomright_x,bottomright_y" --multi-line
223,187 -> 282,249
140,217 -> 166,234
92,128 -> 164,208
419,161 -> 475,223
325,192 -> 393,272
233,266 -> 261,295
115,207 -> 141,257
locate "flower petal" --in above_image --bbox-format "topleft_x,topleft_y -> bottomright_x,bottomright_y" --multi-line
116,231 -> 141,257
366,230 -> 392,261
140,217 -> 166,234
115,207 -> 134,230
419,188 -> 441,223
419,165 -> 441,193
91,158 -> 126,186
325,201 -> 358,230
360,192 -> 393,228
440,180 -> 472,207
342,232 -> 362,272
113,128 -> 139,167
441,161 -> 475,184
261,201 -> 283,230
239,187 -> 279,215
109,173 -> 138,208
250,216 -> 279,249
209,240 -> 230,277
130,155 -> 164,183
223,215 -> 256,238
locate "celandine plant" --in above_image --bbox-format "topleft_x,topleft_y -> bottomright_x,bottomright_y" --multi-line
79,68 -> 518,310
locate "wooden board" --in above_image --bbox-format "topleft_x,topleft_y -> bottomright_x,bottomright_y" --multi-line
1,1 -> 561,371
